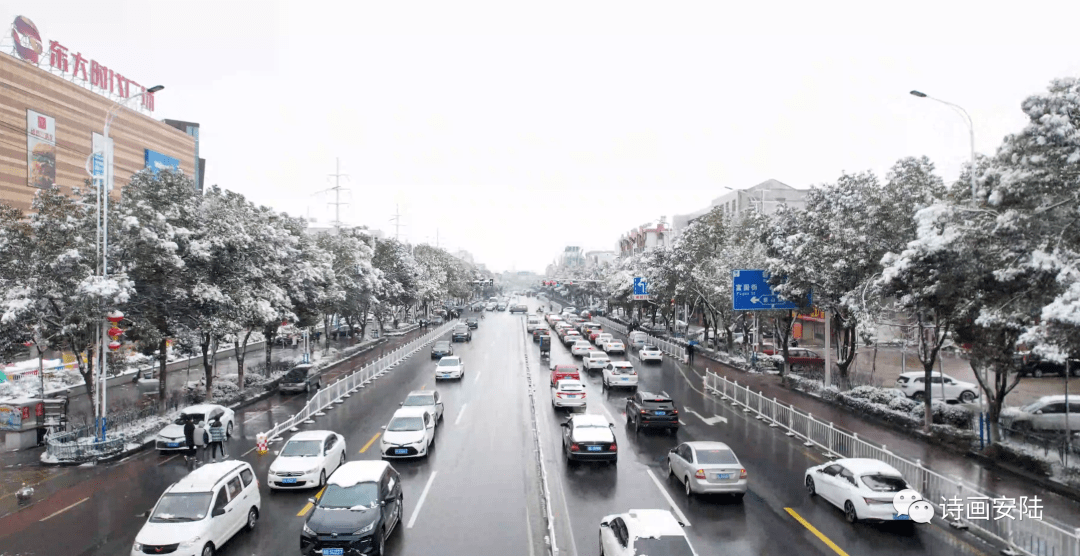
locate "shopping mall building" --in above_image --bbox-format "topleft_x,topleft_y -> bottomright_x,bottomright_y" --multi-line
1,14 -> 204,213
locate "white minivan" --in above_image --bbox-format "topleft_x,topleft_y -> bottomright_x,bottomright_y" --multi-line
628,331 -> 649,350
132,461 -> 261,556
526,316 -> 540,332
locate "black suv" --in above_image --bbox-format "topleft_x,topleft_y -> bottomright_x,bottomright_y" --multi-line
1018,353 -> 1080,378
279,364 -> 321,394
301,461 -> 402,556
452,324 -> 472,342
466,317 -> 479,329
431,340 -> 454,359
625,391 -> 679,431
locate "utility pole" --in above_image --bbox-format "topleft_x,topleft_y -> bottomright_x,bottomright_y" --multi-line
390,204 -> 404,240
317,158 -> 350,228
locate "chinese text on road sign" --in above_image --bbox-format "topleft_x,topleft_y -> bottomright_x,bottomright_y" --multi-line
731,269 -> 807,311
633,277 -> 649,301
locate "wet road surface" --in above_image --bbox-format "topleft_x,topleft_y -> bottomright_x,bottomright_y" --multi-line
0,301 -> 1030,555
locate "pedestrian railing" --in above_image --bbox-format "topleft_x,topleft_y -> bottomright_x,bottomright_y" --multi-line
596,317 -> 688,361
45,405 -> 159,462
262,322 -> 457,443
703,371 -> 1080,556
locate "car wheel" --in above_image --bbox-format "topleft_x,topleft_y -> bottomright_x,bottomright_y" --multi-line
226,422 -> 233,438
245,507 -> 258,531
305,383 -> 310,393
1033,369 -> 1044,378
684,477 -> 693,498
340,452 -> 346,467
912,391 -> 925,402
375,527 -> 386,556
805,476 -> 816,496
201,544 -> 215,556
1073,368 -> 1080,378
667,459 -> 675,479
319,469 -> 327,488
844,501 -> 858,523
599,534 -> 605,555
959,390 -> 976,403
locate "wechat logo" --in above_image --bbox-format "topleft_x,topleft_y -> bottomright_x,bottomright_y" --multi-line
893,489 -> 933,524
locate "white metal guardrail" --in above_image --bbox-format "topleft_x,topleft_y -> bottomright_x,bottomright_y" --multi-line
703,370 -> 1080,556
596,316 -> 687,361
261,322 -> 457,442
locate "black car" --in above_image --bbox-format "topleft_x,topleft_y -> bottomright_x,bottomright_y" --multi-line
466,317 -> 479,329
301,461 -> 402,556
431,340 -> 454,359
626,391 -> 679,431
561,414 -> 618,464
279,364 -> 321,394
451,324 -> 472,342
1018,353 -> 1080,378
532,328 -> 550,343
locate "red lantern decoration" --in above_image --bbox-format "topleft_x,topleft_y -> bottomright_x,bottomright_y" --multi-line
106,310 -> 124,324
108,327 -> 124,338
281,321 -> 288,327
22,340 -> 33,347
108,340 -> 122,351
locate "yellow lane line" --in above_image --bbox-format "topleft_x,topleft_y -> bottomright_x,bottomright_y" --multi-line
784,507 -> 851,556
297,486 -> 326,517
359,432 -> 380,453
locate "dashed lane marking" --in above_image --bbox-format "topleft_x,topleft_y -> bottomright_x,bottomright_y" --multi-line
645,468 -> 691,526
297,487 -> 326,517
407,471 -> 437,529
359,432 -> 380,453
474,371 -> 482,383
156,454 -> 181,466
39,497 -> 88,522
455,403 -> 468,425
784,508 -> 850,556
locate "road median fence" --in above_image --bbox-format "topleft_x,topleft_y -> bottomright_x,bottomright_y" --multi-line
703,370 -> 1080,556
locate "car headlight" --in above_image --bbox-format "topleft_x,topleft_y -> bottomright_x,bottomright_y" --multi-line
353,521 -> 375,534
303,523 -> 316,536
132,542 -> 143,551
178,536 -> 201,548
305,467 -> 319,474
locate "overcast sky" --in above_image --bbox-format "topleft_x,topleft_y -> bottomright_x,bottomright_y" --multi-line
5,0 -> 1080,273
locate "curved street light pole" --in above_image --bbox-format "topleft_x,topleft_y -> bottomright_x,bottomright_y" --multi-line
909,90 -> 977,207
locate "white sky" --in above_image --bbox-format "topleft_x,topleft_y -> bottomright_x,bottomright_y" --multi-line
4,0 -> 1080,273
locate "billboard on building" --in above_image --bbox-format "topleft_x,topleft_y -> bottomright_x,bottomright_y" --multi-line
26,109 -> 56,189
145,149 -> 180,175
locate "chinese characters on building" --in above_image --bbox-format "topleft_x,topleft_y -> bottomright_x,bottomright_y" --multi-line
940,496 -> 1043,521
43,40 -> 154,111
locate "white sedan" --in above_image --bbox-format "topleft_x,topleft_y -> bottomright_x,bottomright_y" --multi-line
594,333 -> 613,347
381,407 -> 436,459
401,389 -> 445,423
602,339 -> 626,354
638,344 -> 663,363
805,458 -> 915,523
268,430 -> 346,489
571,340 -> 594,357
552,379 -> 587,409
583,351 -> 611,371
154,404 -> 235,451
435,356 -> 464,380
603,361 -> 638,389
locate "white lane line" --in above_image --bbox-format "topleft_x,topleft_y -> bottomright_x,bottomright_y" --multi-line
600,404 -> 616,424
646,468 -> 691,526
679,420 -> 686,426
524,500 -> 536,556
39,497 -> 89,521
474,371 -> 482,383
455,403 -> 468,425
241,445 -> 258,457
157,454 -> 181,466
407,471 -> 437,529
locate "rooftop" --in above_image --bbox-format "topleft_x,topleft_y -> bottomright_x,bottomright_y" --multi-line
328,461 -> 390,487
170,461 -> 250,493
837,458 -> 903,476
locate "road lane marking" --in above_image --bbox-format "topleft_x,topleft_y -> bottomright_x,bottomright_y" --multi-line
157,454 -> 181,466
474,371 -> 482,383
297,487 -> 326,516
784,508 -> 850,556
359,432 -> 381,453
684,408 -> 727,425
455,403 -> 467,425
39,497 -> 88,521
243,400 -> 289,423
645,468 -> 691,526
600,405 -> 616,424
407,471 -> 437,528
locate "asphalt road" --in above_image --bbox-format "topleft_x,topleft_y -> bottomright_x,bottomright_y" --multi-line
0,300 -> 1021,556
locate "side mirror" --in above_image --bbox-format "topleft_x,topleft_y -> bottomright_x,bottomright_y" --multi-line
212,507 -> 226,517
1035,410 -> 1043,415
308,498 -> 316,505
609,423 -> 615,428
399,402 -> 404,406
670,447 -> 678,453
600,521 -> 610,528
560,422 -> 569,428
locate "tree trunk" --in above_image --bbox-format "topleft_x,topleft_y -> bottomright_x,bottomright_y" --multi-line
264,323 -> 276,371
72,339 -> 96,419
234,328 -> 253,387
157,338 -> 168,415
200,332 -> 214,401
322,315 -> 331,356
831,313 -> 859,390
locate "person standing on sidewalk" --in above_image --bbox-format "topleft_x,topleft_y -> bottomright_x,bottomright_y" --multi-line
208,418 -> 227,462
686,342 -> 695,365
183,417 -> 197,463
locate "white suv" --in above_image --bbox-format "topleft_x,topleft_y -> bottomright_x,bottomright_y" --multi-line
132,461 -> 261,556
895,372 -> 979,403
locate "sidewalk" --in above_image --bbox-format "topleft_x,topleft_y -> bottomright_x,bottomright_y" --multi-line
681,353 -> 1080,527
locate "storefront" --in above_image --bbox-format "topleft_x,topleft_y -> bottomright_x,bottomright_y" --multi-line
1,14 -> 197,212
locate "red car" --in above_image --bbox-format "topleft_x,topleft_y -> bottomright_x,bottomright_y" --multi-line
588,330 -> 604,342
761,347 -> 824,371
550,364 -> 581,387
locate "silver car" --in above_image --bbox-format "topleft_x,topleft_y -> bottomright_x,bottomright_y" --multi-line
400,390 -> 444,423
667,441 -> 747,500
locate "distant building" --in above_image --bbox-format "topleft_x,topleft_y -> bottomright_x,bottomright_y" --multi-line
617,218 -> 671,257
672,179 -> 809,235
585,250 -> 616,268
559,246 -> 585,269
454,250 -> 475,265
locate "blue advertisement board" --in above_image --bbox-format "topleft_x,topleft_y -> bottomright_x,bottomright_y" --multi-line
731,269 -> 809,310
145,149 -> 180,175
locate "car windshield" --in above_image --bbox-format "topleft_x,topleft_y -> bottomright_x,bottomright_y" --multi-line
150,492 -> 212,522
318,482 -> 379,509
403,395 -> 433,406
438,359 -> 459,367
280,440 -> 322,457
613,366 -> 634,374
574,421 -> 608,429
643,400 -> 674,409
282,370 -> 307,382
559,383 -> 583,391
388,417 -> 424,431
175,413 -> 204,425
861,474 -> 908,492
696,449 -> 739,464
1019,401 -> 1045,413
632,537 -> 695,556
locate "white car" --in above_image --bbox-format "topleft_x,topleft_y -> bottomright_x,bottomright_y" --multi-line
562,306 -> 577,315
526,317 -> 541,332
638,344 -> 663,363
131,461 -> 260,556
401,389 -> 445,423
583,351 -> 611,371
667,441 -> 747,499
599,509 -> 697,556
552,379 -> 587,409
894,371 -> 979,403
602,339 -> 626,354
435,356 -> 465,380
571,340 -> 594,357
561,330 -> 582,346
603,361 -> 638,389
267,430 -> 346,490
804,458 -> 915,523
381,407 -> 436,459
155,404 -> 235,451
1001,395 -> 1080,432
594,333 -> 613,347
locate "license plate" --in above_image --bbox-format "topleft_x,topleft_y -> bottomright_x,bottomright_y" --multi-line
893,513 -> 910,520
323,549 -> 344,555
395,448 -> 408,455
716,473 -> 731,479
587,446 -> 602,452
281,478 -> 297,484
167,442 -> 179,448
566,394 -> 577,398
655,411 -> 666,416
621,377 -> 629,381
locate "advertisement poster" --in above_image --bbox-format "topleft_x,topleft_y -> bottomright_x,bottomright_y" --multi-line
27,109 -> 57,189
145,149 -> 180,176
0,405 -> 22,431
92,132 -> 115,191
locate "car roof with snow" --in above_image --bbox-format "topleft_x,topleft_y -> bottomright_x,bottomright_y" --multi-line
610,361 -> 634,368
555,379 -> 583,390
571,414 -> 610,427
169,461 -> 251,493
836,458 -> 903,476
587,352 -> 608,358
287,430 -> 335,442
392,407 -> 433,420
899,371 -> 950,379
624,509 -> 686,537
181,404 -> 226,415
438,356 -> 461,364
1030,395 -> 1073,405
573,340 -> 592,345
328,461 -> 390,487
406,390 -> 436,399
641,344 -> 660,350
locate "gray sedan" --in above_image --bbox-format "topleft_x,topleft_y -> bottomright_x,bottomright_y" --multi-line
401,389 -> 445,423
667,441 -> 747,500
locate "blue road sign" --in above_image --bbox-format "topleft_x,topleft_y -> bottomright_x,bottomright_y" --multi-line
731,269 -> 808,310
633,277 -> 649,300
92,153 -> 104,176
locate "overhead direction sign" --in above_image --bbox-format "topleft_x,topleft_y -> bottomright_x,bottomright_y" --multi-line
732,269 -> 808,311
633,277 -> 650,300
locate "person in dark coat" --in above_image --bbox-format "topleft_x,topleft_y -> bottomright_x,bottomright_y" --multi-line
686,342 -> 696,365
183,417 -> 196,462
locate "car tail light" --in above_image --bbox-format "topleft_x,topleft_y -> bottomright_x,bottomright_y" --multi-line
695,469 -> 706,479
863,497 -> 891,505
609,444 -> 617,451
672,409 -> 679,415
740,469 -> 747,479
570,444 -> 580,452
640,410 -> 648,414
580,392 -> 586,397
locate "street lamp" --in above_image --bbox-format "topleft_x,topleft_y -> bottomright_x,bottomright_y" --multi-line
91,85 -> 164,441
909,90 -> 978,206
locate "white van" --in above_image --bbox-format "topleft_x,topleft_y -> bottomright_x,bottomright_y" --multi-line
628,331 -> 650,350
526,316 -> 540,332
